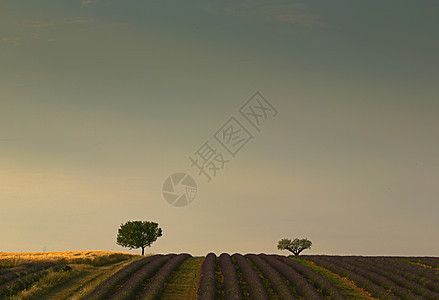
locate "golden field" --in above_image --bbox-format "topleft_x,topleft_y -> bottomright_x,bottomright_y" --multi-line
0,250 -> 140,267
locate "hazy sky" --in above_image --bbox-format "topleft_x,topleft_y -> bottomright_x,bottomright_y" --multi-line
1,0 -> 438,256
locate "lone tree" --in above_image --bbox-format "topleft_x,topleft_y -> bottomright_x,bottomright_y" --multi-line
277,238 -> 312,256
116,220 -> 162,255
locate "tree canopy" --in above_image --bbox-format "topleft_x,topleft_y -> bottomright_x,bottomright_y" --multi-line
116,220 -> 162,255
277,238 -> 312,256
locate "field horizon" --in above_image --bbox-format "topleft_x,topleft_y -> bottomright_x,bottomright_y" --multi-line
0,250 -> 438,299
2,250 -> 439,257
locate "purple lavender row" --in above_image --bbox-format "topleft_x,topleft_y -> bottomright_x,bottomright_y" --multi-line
260,254 -> 322,299
306,256 -> 397,299
85,255 -> 161,300
232,254 -> 269,300
109,254 -> 175,300
0,264 -> 70,298
327,256 -> 424,300
388,258 -> 439,292
197,252 -> 217,300
0,269 -> 49,298
389,257 -> 439,282
319,256 -> 422,300
352,257 -> 439,298
405,257 -> 439,268
359,257 -> 439,282
140,253 -> 191,299
0,271 -> 19,285
0,262 -> 56,285
0,263 -> 38,276
274,255 -> 345,299
245,254 -> 295,299
350,256 -> 439,296
219,253 -> 243,300
0,263 -> 34,273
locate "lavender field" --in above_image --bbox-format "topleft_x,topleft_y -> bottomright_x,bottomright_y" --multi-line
1,253 -> 438,299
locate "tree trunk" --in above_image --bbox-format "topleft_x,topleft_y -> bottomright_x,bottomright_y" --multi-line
142,247 -> 145,255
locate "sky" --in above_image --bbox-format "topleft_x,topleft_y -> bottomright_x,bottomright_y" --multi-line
1,0 -> 438,256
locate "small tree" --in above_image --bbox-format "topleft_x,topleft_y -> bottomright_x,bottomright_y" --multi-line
116,220 -> 162,255
277,238 -> 312,256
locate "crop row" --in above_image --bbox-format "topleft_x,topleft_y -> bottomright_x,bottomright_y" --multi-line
139,253 -> 191,299
312,255 -> 439,299
352,256 -> 439,283
87,254 -> 191,300
85,254 -> 162,300
0,262 -> 58,285
274,255 -> 345,299
332,256 -> 425,299
197,254 -> 350,299
305,256 -> 397,299
86,253 -> 439,299
233,254 -> 269,299
260,254 -> 321,299
108,254 -> 174,299
343,256 -> 439,297
246,254 -> 294,299
0,264 -> 70,298
197,253 -> 217,299
405,257 -> 439,268
219,253 -> 242,299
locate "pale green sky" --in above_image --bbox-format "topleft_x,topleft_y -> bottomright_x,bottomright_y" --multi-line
1,0 -> 438,256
